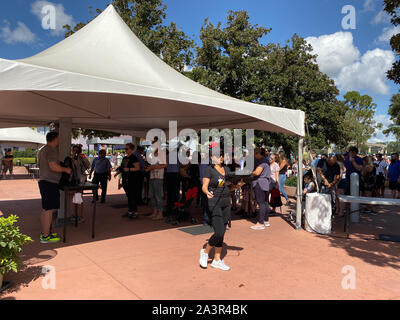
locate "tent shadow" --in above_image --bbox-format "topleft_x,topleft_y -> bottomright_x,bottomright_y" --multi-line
315,204 -> 400,269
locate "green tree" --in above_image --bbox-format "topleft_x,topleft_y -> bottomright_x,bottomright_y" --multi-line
342,91 -> 379,149
384,0 -> 400,84
189,11 -> 347,154
387,141 -> 400,153
383,91 -> 400,139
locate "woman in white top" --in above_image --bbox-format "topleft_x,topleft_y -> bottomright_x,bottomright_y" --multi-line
269,153 -> 280,190
145,147 -> 167,220
335,154 -> 347,217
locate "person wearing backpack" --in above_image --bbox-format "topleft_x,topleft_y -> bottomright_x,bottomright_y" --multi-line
37,132 -> 71,244
70,145 -> 90,223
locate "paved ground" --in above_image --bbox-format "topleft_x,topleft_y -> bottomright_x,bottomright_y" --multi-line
0,168 -> 400,300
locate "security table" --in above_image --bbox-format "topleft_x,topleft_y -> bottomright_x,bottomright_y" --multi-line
62,182 -> 99,243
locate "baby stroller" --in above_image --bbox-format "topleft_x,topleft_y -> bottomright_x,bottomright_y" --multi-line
170,185 -> 199,226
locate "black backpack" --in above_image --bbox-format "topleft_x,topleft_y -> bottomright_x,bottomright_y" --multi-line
58,156 -> 80,190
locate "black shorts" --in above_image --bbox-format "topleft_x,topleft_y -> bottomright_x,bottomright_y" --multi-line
389,181 -> 400,192
376,174 -> 385,188
38,180 -> 60,211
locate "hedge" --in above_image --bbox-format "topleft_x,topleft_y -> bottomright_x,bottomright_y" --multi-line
285,175 -> 297,187
12,158 -> 37,166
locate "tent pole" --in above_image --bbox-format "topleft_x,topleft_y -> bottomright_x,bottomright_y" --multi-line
296,136 -> 304,230
57,118 -> 72,225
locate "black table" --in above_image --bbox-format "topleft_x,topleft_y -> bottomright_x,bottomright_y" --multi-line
62,183 -> 99,243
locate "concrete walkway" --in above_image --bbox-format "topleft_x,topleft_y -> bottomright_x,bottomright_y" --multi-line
1,170 -> 400,300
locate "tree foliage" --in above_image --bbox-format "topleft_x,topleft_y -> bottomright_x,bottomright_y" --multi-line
383,90 -> 400,138
384,0 -> 400,84
188,11 -> 347,153
342,91 -> 379,149
387,140 -> 400,153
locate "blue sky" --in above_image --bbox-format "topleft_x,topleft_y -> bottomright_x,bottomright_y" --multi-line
0,0 -> 398,142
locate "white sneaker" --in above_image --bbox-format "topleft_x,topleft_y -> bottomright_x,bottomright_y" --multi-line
199,249 -> 209,269
250,224 -> 265,230
210,259 -> 230,271
264,221 -> 270,227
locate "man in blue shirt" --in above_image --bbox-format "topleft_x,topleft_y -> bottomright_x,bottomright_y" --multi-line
89,149 -> 112,203
344,146 -> 363,195
311,151 -> 319,170
388,153 -> 400,199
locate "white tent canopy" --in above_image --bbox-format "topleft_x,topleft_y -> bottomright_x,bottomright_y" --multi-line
0,5 -> 304,137
0,127 -> 46,149
87,137 -> 131,146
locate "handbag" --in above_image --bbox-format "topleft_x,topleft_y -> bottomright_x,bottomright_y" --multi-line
268,187 -> 282,208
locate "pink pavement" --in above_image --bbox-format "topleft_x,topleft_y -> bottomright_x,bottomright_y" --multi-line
0,168 -> 400,300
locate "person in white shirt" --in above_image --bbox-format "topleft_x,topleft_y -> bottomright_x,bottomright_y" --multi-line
145,145 -> 167,220
374,153 -> 387,198
269,153 -> 280,189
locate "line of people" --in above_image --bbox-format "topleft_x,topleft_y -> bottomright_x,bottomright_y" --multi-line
302,147 -> 400,217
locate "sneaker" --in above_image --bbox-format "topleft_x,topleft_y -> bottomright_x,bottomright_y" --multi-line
264,221 -> 270,227
122,212 -> 131,218
199,249 -> 208,269
250,224 -> 265,230
78,217 -> 86,224
210,259 -> 230,271
151,212 -> 163,221
40,234 -> 61,244
128,212 -> 139,219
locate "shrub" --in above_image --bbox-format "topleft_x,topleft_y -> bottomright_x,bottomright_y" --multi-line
285,175 -> 297,187
13,158 -> 37,166
12,148 -> 38,158
0,215 -> 33,275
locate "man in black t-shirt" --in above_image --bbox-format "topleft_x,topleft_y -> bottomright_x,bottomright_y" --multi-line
317,155 -> 341,214
317,156 -> 341,186
115,143 -> 141,219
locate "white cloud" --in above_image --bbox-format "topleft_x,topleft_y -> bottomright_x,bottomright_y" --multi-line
305,32 -> 360,78
377,25 -> 400,43
369,114 -> 396,143
0,20 -> 36,44
31,0 -> 74,36
337,49 -> 395,95
306,32 -> 394,95
372,10 -> 391,25
363,0 -> 376,12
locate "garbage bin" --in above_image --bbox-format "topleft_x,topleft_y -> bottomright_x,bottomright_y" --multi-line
16,159 -> 21,166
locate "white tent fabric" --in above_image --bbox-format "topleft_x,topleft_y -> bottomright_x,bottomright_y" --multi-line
0,127 -> 46,148
0,5 -> 304,137
87,137 -> 131,146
